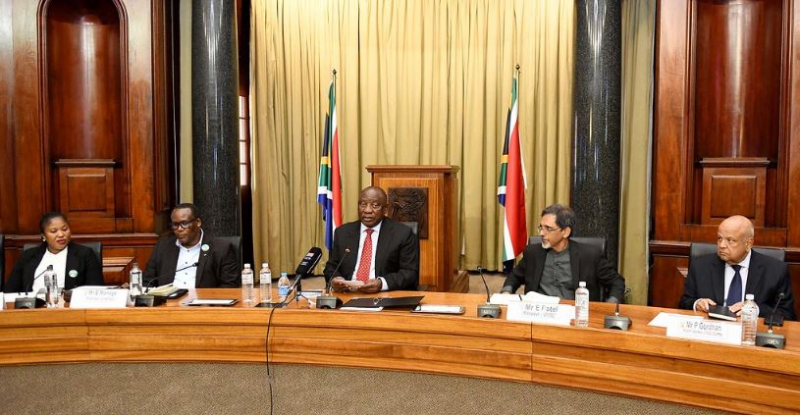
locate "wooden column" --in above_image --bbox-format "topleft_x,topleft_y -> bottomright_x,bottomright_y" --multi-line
367,165 -> 461,292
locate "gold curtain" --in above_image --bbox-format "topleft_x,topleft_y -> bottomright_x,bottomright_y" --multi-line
250,0 -> 574,274
620,0 -> 656,305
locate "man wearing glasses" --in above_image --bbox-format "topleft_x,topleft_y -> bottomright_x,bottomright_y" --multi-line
323,186 -> 419,293
500,204 -> 625,303
143,203 -> 240,288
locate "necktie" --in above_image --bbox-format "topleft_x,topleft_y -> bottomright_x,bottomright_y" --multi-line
726,264 -> 742,306
355,229 -> 374,283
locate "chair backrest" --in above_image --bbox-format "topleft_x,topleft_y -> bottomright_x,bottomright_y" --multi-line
23,241 -> 103,265
1,234 -> 5,291
216,236 -> 242,269
400,221 -> 419,236
690,242 -> 785,263
528,235 -> 607,257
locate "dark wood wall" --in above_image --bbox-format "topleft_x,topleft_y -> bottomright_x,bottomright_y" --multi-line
0,0 -> 177,285
651,0 -> 800,318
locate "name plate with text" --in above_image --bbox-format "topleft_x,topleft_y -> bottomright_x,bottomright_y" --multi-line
70,288 -> 130,309
666,318 -> 742,345
506,302 -> 574,326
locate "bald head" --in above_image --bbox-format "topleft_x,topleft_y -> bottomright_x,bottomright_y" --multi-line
716,215 -> 754,265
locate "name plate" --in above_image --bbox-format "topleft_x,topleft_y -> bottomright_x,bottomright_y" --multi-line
70,288 -> 130,309
506,302 -> 574,326
666,318 -> 742,345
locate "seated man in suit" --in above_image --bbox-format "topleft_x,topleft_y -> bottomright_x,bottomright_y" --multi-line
323,186 -> 419,293
500,204 -> 625,303
143,203 -> 240,288
680,215 -> 795,320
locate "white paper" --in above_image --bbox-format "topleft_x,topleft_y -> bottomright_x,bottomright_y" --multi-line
490,292 -> 560,305
648,312 -> 704,328
70,288 -> 130,309
507,302 -> 575,326
489,293 -> 523,305
666,318 -> 743,346
185,299 -> 237,306
340,306 -> 383,312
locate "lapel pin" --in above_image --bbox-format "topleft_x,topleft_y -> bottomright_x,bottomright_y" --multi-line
69,270 -> 78,278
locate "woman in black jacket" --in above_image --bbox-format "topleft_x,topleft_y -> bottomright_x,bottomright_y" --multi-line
5,212 -> 104,292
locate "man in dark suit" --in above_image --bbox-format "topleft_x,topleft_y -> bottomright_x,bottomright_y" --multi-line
680,215 -> 795,320
323,186 -> 419,293
501,204 -> 625,302
143,203 -> 240,288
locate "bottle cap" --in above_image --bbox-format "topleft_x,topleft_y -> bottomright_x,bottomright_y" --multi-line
745,293 -> 755,300
244,263 -> 251,269
578,281 -> 586,288
281,272 -> 288,277
262,262 -> 268,268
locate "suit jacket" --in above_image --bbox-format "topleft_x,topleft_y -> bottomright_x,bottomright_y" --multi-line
5,242 -> 104,292
680,250 -> 796,320
143,233 -> 240,288
503,240 -> 625,302
323,218 -> 419,291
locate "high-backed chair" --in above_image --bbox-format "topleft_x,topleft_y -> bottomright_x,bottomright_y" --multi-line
216,236 -> 242,270
1,234 -> 5,291
23,242 -> 103,265
689,242 -> 785,263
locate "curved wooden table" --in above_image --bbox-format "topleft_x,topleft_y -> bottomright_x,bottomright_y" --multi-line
1,289 -> 798,414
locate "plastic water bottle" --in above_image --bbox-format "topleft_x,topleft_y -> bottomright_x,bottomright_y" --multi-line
277,272 -> 291,302
129,262 -> 143,298
241,264 -> 255,304
740,294 -> 759,346
575,281 -> 590,328
259,263 -> 273,304
44,265 -> 60,308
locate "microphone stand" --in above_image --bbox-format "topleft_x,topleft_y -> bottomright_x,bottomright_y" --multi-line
756,293 -> 786,349
476,267 -> 501,318
317,248 -> 350,310
15,268 -> 50,309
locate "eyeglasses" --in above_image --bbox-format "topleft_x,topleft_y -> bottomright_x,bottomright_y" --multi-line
537,225 -> 561,234
358,202 -> 384,211
170,218 -> 198,230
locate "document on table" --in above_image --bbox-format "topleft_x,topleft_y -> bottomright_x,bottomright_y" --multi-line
340,306 -> 384,312
490,292 -> 560,305
648,312 -> 704,328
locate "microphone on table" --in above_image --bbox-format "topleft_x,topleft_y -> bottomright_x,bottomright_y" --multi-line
292,247 -> 323,295
476,267 -> 501,318
136,262 -> 198,307
604,288 -> 631,330
756,293 -> 786,349
316,248 -> 350,310
15,266 -> 51,309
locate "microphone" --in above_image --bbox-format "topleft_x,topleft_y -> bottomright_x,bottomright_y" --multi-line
293,247 -> 323,295
604,288 -> 631,330
756,293 -> 786,349
476,267 -> 501,318
15,266 -> 52,309
317,248 -> 350,310
143,262 -> 199,292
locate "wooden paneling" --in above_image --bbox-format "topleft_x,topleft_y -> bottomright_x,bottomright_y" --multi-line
651,0 -> 800,311
368,165 -> 460,292
2,290 -> 800,414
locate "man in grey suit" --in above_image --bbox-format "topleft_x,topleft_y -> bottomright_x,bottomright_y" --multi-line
323,186 -> 419,293
143,203 -> 239,288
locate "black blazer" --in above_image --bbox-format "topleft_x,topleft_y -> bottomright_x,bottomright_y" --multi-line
680,250 -> 796,320
503,240 -> 625,302
143,233 -> 240,288
5,242 -> 104,292
323,218 -> 419,291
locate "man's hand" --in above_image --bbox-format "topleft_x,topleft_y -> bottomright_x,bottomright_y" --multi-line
330,277 -> 348,292
358,279 -> 383,294
728,301 -> 744,316
695,298 -> 717,313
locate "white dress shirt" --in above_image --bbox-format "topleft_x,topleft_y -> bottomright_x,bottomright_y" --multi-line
173,231 -> 204,288
32,247 -> 68,293
352,221 -> 388,291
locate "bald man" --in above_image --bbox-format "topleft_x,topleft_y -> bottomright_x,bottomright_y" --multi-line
680,215 -> 795,320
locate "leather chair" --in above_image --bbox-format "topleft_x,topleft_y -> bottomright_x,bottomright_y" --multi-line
690,242 -> 785,263
1,234 -> 5,291
528,235 -> 606,256
216,236 -> 242,269
24,241 -> 103,264
400,221 -> 419,236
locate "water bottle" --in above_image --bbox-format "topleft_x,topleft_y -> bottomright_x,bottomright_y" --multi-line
259,263 -> 273,304
740,294 -> 759,346
129,262 -> 143,298
277,272 -> 291,302
575,281 -> 590,328
44,265 -> 60,308
241,264 -> 255,304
